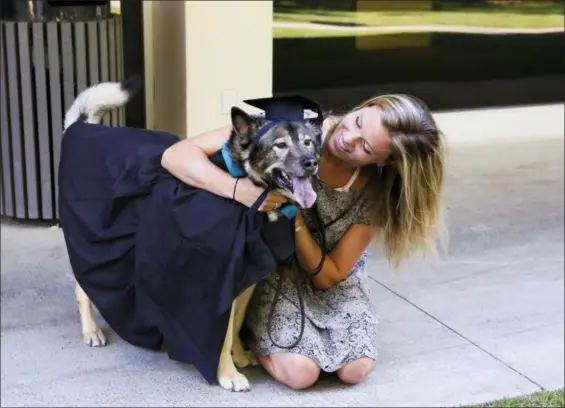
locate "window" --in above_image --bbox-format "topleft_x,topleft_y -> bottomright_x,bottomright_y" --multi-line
272,0 -> 564,111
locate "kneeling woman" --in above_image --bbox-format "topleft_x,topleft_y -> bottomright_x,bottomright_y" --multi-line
161,93 -> 447,389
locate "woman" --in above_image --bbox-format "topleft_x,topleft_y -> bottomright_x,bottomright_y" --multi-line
160,93 -> 447,389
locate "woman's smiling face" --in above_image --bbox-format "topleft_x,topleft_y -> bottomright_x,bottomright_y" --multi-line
326,107 -> 392,167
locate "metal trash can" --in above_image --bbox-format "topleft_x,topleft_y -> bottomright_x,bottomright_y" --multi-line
0,0 -> 125,221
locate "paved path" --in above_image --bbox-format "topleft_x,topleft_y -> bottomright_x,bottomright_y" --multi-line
274,21 -> 564,35
1,105 -> 563,407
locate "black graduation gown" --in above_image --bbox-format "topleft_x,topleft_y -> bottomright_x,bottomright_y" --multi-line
58,121 -> 296,384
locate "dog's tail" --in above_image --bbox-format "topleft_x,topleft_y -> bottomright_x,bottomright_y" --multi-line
63,76 -> 142,132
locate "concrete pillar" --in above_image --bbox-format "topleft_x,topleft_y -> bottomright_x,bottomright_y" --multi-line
146,0 -> 188,137
146,0 -> 273,139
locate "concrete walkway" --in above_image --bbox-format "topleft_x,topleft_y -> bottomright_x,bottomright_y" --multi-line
1,104 -> 563,407
273,21 -> 564,35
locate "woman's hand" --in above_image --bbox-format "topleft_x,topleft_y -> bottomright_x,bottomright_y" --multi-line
233,177 -> 289,212
294,209 -> 305,231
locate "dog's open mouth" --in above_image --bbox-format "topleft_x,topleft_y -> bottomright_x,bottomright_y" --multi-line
273,169 -> 317,209
273,168 -> 293,193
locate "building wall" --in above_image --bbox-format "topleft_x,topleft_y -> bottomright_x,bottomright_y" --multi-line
146,0 -> 273,139
144,0 -> 563,137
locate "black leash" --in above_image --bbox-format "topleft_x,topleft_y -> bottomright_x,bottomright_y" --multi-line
266,206 -> 325,349
266,188 -> 368,349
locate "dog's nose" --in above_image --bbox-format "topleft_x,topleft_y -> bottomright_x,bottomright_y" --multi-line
301,157 -> 317,170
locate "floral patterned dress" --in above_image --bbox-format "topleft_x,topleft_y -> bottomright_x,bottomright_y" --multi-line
243,175 -> 380,372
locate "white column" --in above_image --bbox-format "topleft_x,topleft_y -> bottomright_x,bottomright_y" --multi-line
184,0 -> 273,138
145,0 -> 273,139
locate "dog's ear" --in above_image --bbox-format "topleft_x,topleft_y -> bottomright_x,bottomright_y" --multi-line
231,107 -> 254,136
304,119 -> 324,147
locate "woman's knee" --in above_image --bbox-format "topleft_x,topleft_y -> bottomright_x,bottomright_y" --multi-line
260,353 -> 321,390
337,357 -> 375,385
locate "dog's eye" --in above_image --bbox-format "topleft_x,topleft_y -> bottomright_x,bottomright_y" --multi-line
275,142 -> 288,149
303,140 -> 312,147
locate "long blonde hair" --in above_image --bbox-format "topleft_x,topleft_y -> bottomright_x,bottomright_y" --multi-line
327,94 -> 447,268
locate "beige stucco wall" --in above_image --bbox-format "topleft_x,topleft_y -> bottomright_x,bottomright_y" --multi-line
145,0 -> 273,139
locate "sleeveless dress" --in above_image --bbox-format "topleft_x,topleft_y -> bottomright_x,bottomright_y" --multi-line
243,166 -> 380,372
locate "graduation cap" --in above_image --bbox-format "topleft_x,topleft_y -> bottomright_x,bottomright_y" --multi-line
243,94 -> 324,127
232,95 -> 324,220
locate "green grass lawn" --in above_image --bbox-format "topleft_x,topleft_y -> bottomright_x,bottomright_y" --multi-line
274,9 -> 564,29
466,388 -> 564,408
273,27 -> 429,38
274,1 -> 564,38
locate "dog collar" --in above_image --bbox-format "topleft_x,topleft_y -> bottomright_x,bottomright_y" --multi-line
221,142 -> 247,178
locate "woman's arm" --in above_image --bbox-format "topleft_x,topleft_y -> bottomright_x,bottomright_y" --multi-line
294,211 -> 375,290
161,125 -> 280,208
161,125 -> 238,199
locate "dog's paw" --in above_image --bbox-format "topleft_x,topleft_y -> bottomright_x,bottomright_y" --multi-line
233,348 -> 259,368
218,371 -> 251,392
83,328 -> 107,347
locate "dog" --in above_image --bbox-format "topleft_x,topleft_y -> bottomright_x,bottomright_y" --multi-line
216,102 -> 322,392
62,79 -> 322,392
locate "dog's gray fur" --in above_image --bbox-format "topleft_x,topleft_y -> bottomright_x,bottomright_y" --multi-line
228,106 -> 322,220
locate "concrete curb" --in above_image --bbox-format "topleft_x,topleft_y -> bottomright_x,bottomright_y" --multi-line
274,21 -> 564,35
433,103 -> 564,144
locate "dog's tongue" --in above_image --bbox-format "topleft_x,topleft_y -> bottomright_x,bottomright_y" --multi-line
291,177 -> 317,209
